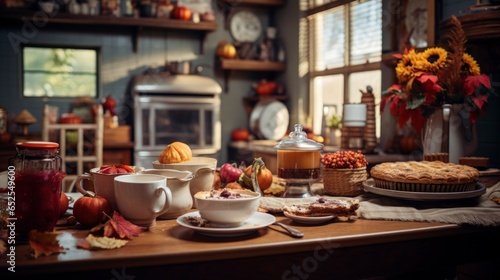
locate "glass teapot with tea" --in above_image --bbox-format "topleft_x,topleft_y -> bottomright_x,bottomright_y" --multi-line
275,124 -> 324,198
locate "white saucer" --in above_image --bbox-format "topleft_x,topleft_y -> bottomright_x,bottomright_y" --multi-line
176,211 -> 276,237
283,211 -> 335,224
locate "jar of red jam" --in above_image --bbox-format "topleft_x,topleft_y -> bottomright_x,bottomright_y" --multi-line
9,141 -> 66,237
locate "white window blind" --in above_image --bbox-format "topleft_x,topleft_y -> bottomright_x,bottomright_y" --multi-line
349,0 -> 382,65
307,0 -> 382,139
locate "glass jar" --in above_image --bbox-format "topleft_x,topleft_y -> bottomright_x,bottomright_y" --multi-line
9,141 -> 66,237
275,124 -> 324,197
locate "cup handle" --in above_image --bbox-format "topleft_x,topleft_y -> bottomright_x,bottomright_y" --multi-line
153,186 -> 172,215
71,173 -> 95,196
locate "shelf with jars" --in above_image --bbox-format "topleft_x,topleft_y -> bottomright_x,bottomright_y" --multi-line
0,8 -> 217,53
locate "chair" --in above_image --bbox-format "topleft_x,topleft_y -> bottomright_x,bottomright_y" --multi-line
42,104 -> 103,192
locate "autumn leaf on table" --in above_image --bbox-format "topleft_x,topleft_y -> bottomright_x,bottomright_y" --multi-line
28,230 -> 65,258
83,234 -> 128,250
90,211 -> 144,240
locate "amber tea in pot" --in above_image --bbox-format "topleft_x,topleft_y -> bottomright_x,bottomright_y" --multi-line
275,124 -> 323,197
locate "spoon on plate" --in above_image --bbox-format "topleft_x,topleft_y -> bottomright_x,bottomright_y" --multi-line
271,222 -> 304,238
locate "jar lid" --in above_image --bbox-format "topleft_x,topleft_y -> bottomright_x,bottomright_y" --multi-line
16,141 -> 59,149
274,124 -> 324,150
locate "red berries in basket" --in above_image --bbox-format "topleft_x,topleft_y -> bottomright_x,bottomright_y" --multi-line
321,150 -> 368,169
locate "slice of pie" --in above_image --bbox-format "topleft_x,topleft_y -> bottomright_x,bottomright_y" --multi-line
282,197 -> 359,217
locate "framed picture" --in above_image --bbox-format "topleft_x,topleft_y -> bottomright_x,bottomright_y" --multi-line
403,0 -> 435,48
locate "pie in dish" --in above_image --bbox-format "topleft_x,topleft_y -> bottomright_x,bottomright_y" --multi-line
282,197 -> 359,217
369,161 -> 479,192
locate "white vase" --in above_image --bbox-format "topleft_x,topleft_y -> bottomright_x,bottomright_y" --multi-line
422,104 -> 478,163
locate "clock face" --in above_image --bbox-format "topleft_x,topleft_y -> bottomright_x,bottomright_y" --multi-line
229,10 -> 262,43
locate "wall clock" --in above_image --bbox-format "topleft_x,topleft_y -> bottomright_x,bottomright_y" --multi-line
229,10 -> 262,43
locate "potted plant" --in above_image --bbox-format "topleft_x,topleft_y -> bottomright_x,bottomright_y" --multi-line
327,114 -> 342,146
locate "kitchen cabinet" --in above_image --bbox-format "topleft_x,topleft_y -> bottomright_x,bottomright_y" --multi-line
0,8 -> 217,53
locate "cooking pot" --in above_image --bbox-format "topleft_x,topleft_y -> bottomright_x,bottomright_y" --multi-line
168,61 -> 192,75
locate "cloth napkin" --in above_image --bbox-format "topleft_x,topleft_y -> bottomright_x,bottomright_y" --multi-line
259,181 -> 500,227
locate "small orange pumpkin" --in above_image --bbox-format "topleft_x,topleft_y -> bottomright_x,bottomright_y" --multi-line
171,5 -> 192,20
216,41 -> 237,59
158,142 -> 193,164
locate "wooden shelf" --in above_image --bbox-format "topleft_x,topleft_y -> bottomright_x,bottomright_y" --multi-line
439,10 -> 500,41
0,8 -> 217,52
220,59 -> 286,92
220,59 -> 286,71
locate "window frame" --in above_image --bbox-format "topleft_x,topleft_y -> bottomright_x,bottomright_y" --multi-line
19,43 -> 101,99
306,0 -> 382,135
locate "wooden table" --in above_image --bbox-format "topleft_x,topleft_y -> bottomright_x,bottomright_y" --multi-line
1,213 -> 499,279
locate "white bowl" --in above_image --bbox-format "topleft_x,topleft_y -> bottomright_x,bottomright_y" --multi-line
194,189 -> 261,228
152,157 -> 217,199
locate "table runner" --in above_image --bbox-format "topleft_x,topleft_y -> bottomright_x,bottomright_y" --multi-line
259,181 -> 500,227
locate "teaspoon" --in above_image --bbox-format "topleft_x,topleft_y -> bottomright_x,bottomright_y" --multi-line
272,222 -> 304,238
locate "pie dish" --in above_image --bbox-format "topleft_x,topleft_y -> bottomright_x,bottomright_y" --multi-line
363,178 -> 486,201
369,161 -> 479,192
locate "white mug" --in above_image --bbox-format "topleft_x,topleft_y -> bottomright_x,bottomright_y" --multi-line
71,166 -> 145,211
114,174 -> 172,228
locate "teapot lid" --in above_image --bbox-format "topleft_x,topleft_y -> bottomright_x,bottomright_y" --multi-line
274,124 -> 324,151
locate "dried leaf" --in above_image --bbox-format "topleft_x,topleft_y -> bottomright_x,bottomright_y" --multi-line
85,234 -> 128,249
28,230 -> 64,258
108,211 -> 144,239
89,211 -> 144,240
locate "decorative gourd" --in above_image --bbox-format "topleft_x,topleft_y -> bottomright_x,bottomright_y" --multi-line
216,41 -> 237,59
158,142 -> 193,164
171,5 -> 192,21
255,80 -> 278,96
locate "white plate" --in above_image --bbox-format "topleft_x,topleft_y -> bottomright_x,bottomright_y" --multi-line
363,178 -> 486,201
283,211 -> 335,224
176,211 -> 276,237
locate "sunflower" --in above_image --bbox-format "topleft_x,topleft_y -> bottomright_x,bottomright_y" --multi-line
417,47 -> 448,73
461,53 -> 481,76
395,49 -> 419,84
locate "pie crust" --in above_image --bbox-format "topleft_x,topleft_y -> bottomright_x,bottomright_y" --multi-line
369,161 -> 479,192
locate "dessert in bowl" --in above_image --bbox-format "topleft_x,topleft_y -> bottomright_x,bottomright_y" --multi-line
194,189 -> 261,228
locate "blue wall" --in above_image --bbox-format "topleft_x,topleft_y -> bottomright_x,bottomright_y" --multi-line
0,5 -> 283,165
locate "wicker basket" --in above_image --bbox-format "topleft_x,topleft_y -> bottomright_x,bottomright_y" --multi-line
323,167 -> 367,197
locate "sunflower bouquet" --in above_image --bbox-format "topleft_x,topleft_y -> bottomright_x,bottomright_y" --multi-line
381,15 -> 495,133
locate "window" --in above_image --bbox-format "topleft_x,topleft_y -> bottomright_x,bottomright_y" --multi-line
21,45 -> 100,98
306,0 -> 382,140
